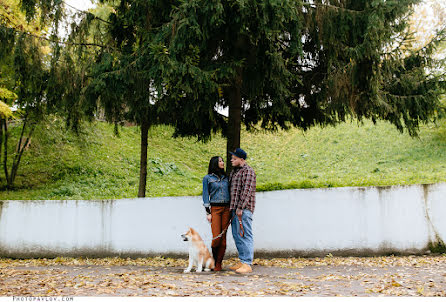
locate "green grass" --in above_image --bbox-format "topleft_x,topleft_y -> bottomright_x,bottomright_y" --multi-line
1,116 -> 446,200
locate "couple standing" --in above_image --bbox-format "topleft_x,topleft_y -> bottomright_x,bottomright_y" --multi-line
202,148 -> 256,274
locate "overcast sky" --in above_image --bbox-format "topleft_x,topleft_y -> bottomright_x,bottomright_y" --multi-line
65,0 -> 95,11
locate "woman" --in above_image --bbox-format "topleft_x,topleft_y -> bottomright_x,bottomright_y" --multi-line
202,156 -> 231,271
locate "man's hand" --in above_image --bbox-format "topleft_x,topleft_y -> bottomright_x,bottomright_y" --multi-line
207,214 -> 212,223
236,209 -> 243,219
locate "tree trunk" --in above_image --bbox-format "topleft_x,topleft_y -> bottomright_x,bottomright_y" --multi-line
226,69 -> 243,173
3,120 -> 10,189
138,118 -> 150,197
10,123 -> 35,186
0,119 -> 3,184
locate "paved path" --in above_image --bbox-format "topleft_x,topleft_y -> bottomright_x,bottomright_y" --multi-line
1,256 -> 446,296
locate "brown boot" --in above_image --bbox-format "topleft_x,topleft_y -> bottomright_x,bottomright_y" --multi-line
211,247 -> 218,271
214,262 -> 222,271
216,245 -> 226,271
229,262 -> 243,271
235,263 -> 252,274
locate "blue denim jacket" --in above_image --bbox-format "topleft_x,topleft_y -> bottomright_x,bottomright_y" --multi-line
202,173 -> 230,207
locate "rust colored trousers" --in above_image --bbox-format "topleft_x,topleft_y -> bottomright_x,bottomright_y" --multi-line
210,205 -> 231,267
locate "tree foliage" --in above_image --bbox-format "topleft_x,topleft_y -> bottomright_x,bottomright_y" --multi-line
0,101 -> 13,119
140,0 -> 446,170
151,0 -> 304,137
0,0 -> 50,188
294,0 -> 446,136
3,0 -> 445,193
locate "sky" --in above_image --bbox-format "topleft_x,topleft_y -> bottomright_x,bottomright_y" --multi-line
65,0 -> 95,11
57,0 -> 95,38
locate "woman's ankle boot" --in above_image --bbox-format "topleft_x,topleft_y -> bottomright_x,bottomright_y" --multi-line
212,247 -> 220,271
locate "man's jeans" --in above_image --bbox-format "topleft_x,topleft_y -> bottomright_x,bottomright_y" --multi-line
231,209 -> 254,265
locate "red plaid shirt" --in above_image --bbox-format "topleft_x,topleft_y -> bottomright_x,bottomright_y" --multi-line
229,164 -> 256,213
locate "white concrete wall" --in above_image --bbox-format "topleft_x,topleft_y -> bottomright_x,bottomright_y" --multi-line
0,183 -> 445,257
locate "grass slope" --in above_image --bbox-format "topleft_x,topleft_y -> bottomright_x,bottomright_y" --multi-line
1,117 -> 445,200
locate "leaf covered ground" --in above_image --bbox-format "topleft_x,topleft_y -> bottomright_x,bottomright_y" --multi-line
1,255 -> 446,297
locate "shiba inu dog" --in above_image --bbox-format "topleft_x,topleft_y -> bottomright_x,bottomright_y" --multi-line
181,227 -> 215,273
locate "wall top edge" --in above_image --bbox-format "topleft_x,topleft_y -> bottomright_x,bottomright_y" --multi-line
1,182 -> 445,203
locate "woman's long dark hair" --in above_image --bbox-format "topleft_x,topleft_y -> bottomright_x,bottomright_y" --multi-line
208,156 -> 226,176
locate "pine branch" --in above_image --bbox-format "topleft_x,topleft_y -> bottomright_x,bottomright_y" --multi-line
382,92 -> 436,99
382,31 -> 413,56
0,24 -> 116,50
301,2 -> 365,14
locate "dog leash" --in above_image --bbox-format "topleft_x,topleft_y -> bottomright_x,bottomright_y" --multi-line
210,214 -> 244,241
237,215 -> 245,237
211,217 -> 233,241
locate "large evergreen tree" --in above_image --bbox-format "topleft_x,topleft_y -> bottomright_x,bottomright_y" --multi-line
148,0 -> 305,169
148,0 -> 445,171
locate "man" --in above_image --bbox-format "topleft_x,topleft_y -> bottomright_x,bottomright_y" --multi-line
228,148 -> 256,274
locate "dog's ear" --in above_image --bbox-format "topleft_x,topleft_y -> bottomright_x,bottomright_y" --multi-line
189,227 -> 196,235
185,227 -> 192,235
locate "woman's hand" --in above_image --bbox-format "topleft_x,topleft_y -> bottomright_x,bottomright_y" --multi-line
207,214 -> 212,223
